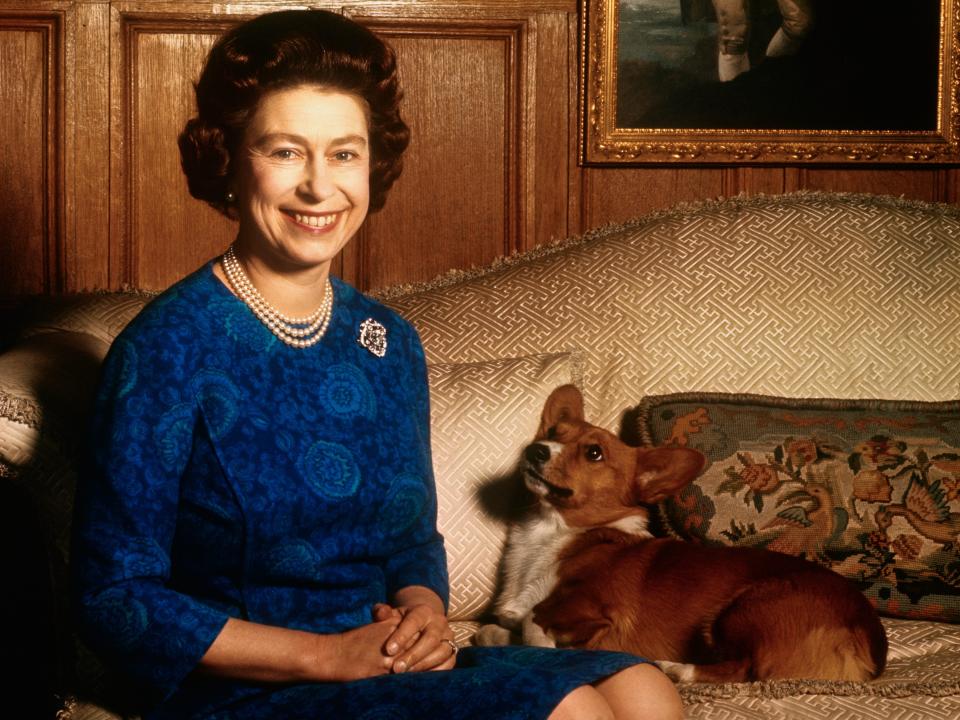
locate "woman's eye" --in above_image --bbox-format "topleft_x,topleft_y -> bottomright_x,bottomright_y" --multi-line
333,150 -> 357,162
585,445 -> 604,462
271,149 -> 298,160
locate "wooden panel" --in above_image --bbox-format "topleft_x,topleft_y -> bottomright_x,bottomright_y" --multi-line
799,168 -> 943,203
351,19 -> 521,290
0,11 -> 62,295
580,166 -> 960,231
112,10 -> 238,290
580,167 -> 725,229
65,0 -> 110,291
722,167 -> 787,197
529,9 -> 576,248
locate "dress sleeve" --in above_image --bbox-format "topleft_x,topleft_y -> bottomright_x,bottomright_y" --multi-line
71,328 -> 230,703
382,323 -> 450,609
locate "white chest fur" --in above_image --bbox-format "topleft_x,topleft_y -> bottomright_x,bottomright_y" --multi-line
476,507 -> 652,648
495,508 -> 574,628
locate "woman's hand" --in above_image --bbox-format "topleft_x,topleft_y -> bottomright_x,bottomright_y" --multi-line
321,616 -> 403,682
374,586 -> 457,673
198,615 -> 403,684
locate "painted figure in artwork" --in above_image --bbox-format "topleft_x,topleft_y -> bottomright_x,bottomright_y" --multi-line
682,0 -> 815,81
712,0 -> 814,80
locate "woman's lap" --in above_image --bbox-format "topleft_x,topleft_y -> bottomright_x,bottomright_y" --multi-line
162,647 -> 649,720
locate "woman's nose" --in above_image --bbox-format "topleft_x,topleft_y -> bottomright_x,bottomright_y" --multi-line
300,159 -> 336,201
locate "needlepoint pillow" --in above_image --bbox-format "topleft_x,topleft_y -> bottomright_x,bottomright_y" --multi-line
636,392 -> 960,622
427,350 -> 583,622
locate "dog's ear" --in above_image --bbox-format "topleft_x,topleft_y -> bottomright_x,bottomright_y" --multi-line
536,384 -> 585,439
630,446 -> 706,505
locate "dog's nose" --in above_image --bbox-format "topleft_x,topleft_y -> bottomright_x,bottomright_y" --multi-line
525,443 -> 551,465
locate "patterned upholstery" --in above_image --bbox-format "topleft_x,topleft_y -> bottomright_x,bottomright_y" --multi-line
383,192 -> 960,433
379,192 -> 960,717
427,351 -> 583,621
639,393 -> 960,623
384,191 -> 960,617
18,293 -> 151,345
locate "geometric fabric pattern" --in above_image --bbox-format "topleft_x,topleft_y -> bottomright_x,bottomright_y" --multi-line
427,351 -> 583,621
382,192 -> 960,434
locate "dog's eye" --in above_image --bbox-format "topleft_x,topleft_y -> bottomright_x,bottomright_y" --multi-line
585,444 -> 604,462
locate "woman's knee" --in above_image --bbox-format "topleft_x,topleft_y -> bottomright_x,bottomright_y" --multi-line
595,664 -> 684,720
548,684 -> 614,720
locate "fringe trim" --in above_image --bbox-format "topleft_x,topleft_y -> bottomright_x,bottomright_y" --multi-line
635,391 -> 960,446
0,390 -> 42,429
0,458 -> 19,480
679,677 -> 960,703
372,190 -> 960,301
54,695 -> 78,720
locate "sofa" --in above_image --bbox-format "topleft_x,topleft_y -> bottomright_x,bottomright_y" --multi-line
3,191 -> 960,719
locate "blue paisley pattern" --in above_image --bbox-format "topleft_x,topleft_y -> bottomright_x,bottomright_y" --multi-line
71,262 -> 646,719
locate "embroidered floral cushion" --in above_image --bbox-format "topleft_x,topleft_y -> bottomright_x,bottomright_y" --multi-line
637,393 -> 960,622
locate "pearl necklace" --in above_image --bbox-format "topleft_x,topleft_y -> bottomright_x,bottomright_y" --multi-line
221,245 -> 333,349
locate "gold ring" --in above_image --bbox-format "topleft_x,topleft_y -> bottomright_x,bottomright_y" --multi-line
444,639 -> 459,655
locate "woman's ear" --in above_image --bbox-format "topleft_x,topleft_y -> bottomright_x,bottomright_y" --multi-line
630,446 -> 706,505
536,384 -> 585,440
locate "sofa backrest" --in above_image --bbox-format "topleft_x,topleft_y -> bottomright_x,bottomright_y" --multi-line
381,191 -> 960,620
385,192 -> 960,421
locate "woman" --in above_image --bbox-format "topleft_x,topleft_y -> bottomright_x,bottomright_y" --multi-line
72,10 -> 683,719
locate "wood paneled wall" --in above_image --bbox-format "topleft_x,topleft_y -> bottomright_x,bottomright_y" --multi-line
1,0 -> 958,297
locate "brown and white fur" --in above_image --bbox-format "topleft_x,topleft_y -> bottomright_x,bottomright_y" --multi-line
475,385 -> 888,683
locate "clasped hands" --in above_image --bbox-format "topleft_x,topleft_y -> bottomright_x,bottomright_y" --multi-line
335,588 -> 457,681
372,601 -> 458,674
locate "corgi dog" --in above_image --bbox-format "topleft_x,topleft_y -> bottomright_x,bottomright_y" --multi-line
475,385 -> 888,683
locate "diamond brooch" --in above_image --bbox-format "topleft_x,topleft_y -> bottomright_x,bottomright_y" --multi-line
358,318 -> 387,357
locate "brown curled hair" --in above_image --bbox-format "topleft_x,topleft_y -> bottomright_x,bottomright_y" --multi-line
178,9 -> 410,217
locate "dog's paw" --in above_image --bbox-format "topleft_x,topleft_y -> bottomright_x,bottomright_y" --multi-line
655,660 -> 697,683
499,607 -> 524,627
474,624 -> 514,647
521,617 -> 557,648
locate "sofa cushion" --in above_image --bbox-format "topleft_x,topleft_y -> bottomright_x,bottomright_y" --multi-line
427,350 -> 583,621
638,392 -> 960,622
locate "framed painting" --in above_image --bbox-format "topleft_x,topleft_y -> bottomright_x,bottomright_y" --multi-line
580,0 -> 960,163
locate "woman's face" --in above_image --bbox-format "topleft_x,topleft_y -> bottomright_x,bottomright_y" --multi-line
233,85 -> 371,275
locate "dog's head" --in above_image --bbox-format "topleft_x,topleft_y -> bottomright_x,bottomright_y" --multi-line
523,385 -> 705,528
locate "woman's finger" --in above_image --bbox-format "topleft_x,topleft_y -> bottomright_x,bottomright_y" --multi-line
410,637 -> 458,672
396,632 -> 458,673
384,611 -> 426,656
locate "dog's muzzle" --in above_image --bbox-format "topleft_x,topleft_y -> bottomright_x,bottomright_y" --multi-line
523,442 -> 573,500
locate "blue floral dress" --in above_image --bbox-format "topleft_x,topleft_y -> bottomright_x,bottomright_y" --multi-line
72,262 -> 646,719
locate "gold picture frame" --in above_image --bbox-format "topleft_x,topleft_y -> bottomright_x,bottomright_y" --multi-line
581,0 -> 960,164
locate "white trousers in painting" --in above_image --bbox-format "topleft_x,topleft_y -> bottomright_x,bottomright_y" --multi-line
711,0 -> 814,81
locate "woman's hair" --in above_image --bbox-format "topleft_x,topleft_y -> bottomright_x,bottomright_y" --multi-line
178,10 -> 410,217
